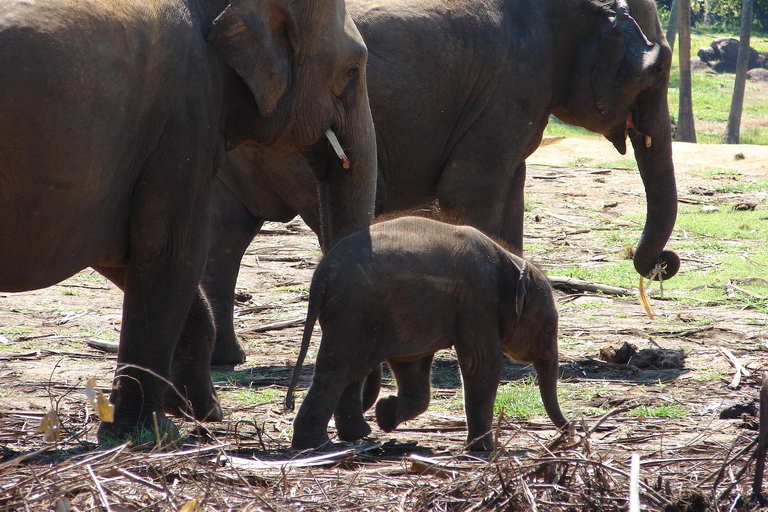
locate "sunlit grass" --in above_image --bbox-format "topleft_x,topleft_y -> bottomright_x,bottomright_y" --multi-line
628,404 -> 688,419
230,386 -> 283,405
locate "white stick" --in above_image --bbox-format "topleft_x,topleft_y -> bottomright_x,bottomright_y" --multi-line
629,453 -> 640,512
325,129 -> 351,169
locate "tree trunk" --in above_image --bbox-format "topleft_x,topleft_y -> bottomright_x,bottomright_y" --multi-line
723,0 -> 754,144
666,0 -> 680,52
675,0 -> 697,142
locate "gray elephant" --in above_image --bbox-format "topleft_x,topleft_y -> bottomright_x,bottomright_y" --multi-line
0,0 -> 377,440
203,0 -> 681,366
285,216 -> 567,451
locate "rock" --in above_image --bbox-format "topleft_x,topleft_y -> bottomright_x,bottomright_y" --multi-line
701,205 -> 720,213
599,341 -> 636,365
719,400 -> 757,420
733,201 -> 756,211
748,68 -> 768,82
690,58 -> 711,72
598,342 -> 685,370
632,348 -> 685,370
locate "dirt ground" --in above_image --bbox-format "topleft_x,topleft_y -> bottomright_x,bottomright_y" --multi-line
2,138 -> 768,511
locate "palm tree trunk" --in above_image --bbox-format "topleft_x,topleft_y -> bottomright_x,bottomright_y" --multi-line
675,0 -> 697,142
723,0 -> 754,144
666,0 -> 680,52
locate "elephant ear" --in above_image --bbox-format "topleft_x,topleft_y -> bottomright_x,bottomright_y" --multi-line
591,1 -> 660,125
513,262 -> 528,330
208,0 -> 296,118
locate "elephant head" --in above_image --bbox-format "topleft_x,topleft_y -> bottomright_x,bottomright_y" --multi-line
208,0 -> 376,249
553,0 -> 680,281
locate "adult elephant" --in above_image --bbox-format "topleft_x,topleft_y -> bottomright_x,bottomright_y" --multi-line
0,0 -> 377,440
205,0 -> 681,365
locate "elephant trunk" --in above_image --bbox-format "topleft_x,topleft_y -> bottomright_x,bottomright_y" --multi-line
630,81 -> 680,282
316,85 -> 377,251
533,356 -> 567,429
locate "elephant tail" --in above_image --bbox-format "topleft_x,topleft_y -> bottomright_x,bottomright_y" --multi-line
285,274 -> 325,410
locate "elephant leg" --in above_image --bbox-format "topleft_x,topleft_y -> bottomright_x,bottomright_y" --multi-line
203,179 -> 265,365
333,380 -> 372,442
497,162 -> 526,255
292,373 -> 349,450
163,290 -> 222,422
94,266 -> 222,424
375,355 -> 434,433
361,363 -> 382,412
95,135 -> 217,442
453,317 -> 504,451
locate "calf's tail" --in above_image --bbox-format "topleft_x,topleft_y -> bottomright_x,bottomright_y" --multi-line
284,278 -> 325,410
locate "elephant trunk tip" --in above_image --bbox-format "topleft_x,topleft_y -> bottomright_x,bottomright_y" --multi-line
634,248 -> 680,281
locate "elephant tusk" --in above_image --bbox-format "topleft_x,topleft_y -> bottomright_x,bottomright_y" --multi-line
325,129 -> 351,169
645,135 -> 652,148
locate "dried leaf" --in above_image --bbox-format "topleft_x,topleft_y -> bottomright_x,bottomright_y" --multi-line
35,410 -> 61,442
178,499 -> 202,512
85,376 -> 115,422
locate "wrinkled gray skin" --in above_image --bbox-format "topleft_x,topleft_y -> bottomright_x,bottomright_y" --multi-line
0,0 -> 376,441
205,0 -> 681,366
286,217 -> 567,451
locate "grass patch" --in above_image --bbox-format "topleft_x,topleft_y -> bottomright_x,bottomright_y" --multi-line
494,377 -> 546,419
628,404 -> 688,419
59,287 -> 80,296
231,386 -> 283,405
99,425 -> 181,450
543,117 -> 594,138
211,369 -> 254,385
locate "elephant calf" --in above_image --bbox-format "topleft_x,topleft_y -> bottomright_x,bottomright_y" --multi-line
287,216 -> 567,451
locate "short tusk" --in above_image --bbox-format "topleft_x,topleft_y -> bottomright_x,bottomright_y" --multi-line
325,129 -> 351,169
645,135 -> 652,148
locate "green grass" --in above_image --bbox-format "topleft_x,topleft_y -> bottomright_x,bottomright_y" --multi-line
547,204 -> 768,310
543,117 -> 594,138
99,425 -> 181,450
211,369 -> 254,385
628,404 -> 688,419
59,287 -> 80,296
494,378 -> 547,419
230,386 -> 283,405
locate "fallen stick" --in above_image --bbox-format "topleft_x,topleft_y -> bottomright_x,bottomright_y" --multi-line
547,276 -> 629,296
250,317 -> 305,333
753,372 -> 768,497
719,346 -> 752,389
86,339 -> 119,354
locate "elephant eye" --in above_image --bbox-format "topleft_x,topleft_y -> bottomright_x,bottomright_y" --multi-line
345,65 -> 359,81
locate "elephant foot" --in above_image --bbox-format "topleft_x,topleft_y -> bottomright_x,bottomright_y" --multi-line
375,395 -> 400,433
97,408 -> 180,446
334,412 -> 371,442
211,336 -> 246,366
291,430 -> 331,450
466,432 -> 494,452
163,376 -> 223,422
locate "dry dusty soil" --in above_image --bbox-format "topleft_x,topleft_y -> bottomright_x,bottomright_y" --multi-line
2,138 -> 768,511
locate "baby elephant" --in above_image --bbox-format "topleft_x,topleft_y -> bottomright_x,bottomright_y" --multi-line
286,216 -> 567,451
